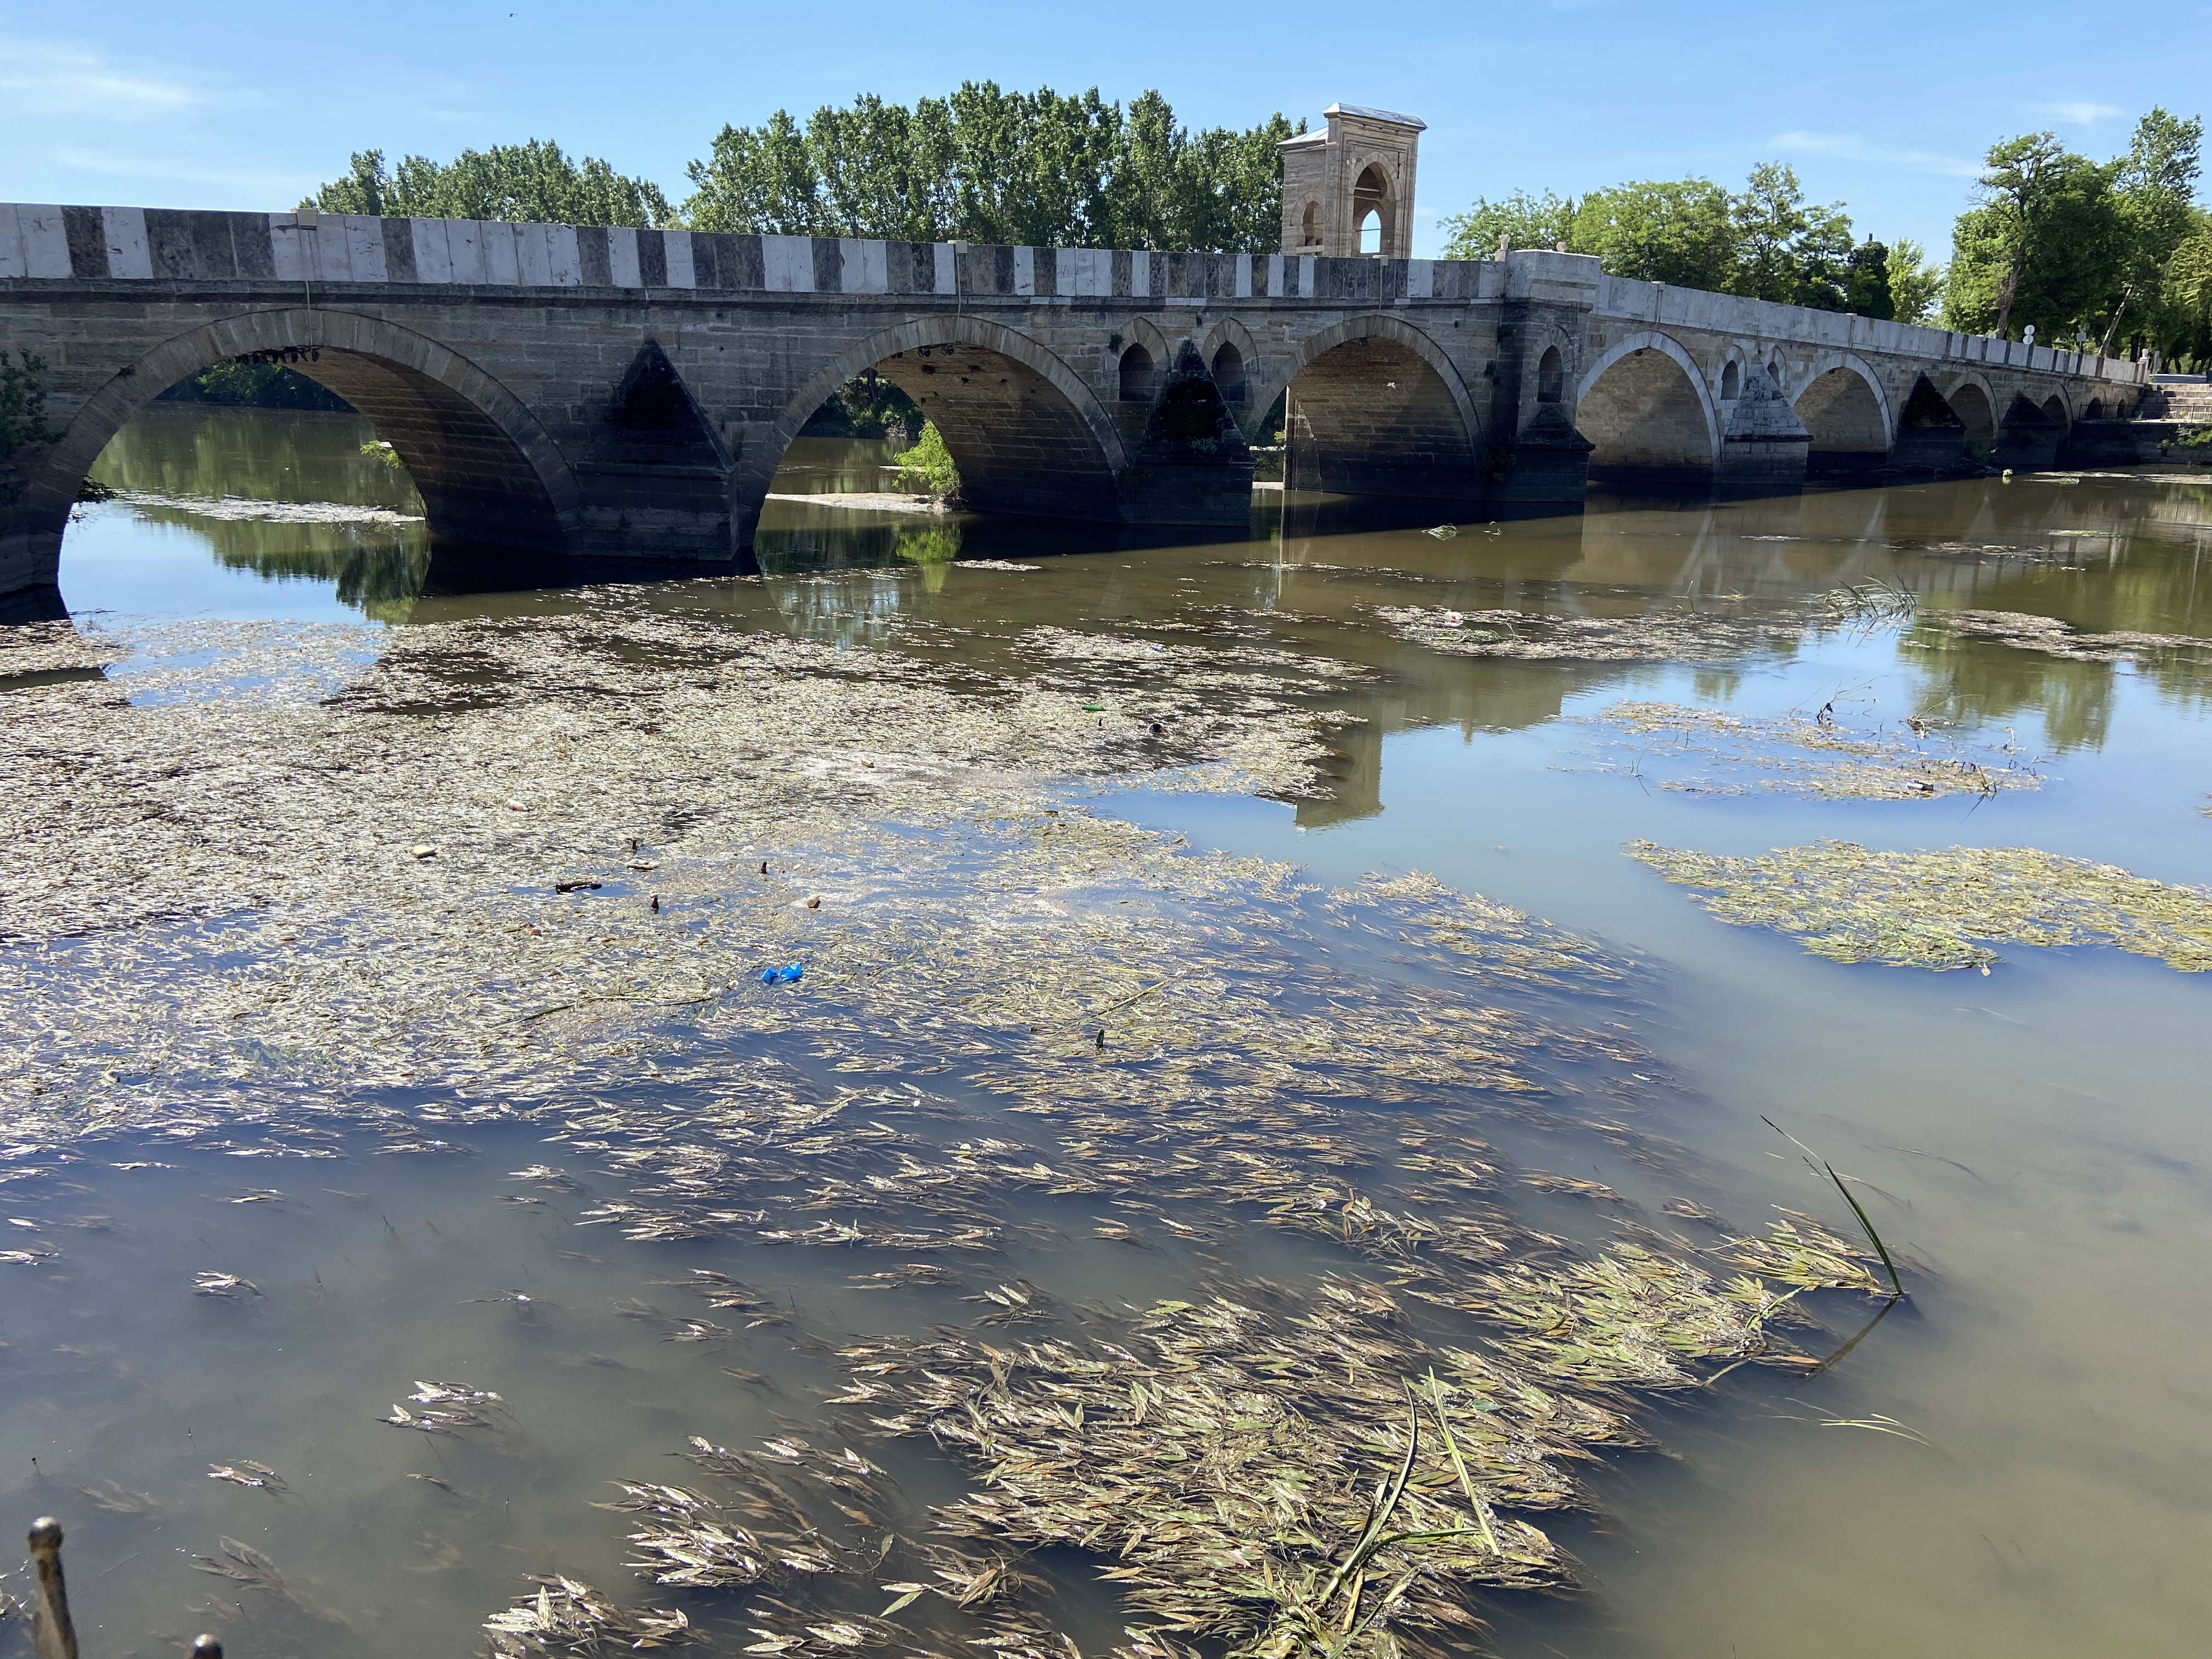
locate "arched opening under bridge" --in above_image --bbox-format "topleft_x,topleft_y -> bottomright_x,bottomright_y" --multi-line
1576,343 -> 1716,484
1277,324 -> 1483,502
17,308 -> 579,608
1948,381 -> 1997,451
1795,365 -> 1891,476
762,320 -> 1129,530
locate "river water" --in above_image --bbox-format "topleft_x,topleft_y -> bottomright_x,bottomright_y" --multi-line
5,403 -> 2210,1658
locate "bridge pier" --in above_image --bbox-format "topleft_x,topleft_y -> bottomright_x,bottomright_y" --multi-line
1714,370 -> 1810,495
1994,394 -> 2066,471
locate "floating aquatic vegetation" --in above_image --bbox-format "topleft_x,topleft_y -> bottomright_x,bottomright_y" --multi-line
1626,838 -> 2212,972
1372,602 -> 1808,663
1922,608 -> 2212,666
78,1477 -> 161,1515
484,1575 -> 696,1655
0,618 -> 120,679
103,489 -> 425,527
0,584 -> 1934,1654
821,1275 -> 1840,1658
194,1271 -> 261,1297
1820,579 -> 1917,629
1585,701 -> 2041,800
207,1459 -> 287,1493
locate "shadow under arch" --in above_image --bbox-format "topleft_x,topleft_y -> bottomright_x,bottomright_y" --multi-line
1574,330 -> 1720,482
1255,313 -> 1487,503
756,315 -> 1129,526
12,307 -> 581,595
1943,374 -> 1999,448
1793,351 -> 1895,475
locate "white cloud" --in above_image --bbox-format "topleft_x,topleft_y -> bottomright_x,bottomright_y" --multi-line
0,40 -> 205,119
48,146 -> 321,200
2036,100 -> 2124,126
1771,131 -> 1981,178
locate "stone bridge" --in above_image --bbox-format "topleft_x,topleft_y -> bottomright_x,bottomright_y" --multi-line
0,201 -> 2150,601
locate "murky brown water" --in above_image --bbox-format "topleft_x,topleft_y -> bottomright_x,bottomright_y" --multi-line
7,404 -> 2210,1658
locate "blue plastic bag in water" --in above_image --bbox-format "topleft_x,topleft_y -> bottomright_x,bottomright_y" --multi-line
758,962 -> 804,985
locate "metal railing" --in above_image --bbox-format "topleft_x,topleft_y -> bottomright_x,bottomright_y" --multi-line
24,1518 -> 223,1659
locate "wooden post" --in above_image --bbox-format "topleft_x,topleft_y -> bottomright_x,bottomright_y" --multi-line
26,1517 -> 79,1659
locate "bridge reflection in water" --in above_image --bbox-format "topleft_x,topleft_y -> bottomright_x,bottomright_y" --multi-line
36,408 -> 2207,825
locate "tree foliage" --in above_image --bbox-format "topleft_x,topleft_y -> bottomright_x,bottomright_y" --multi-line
157,361 -> 353,412
1442,165 -> 1900,317
1885,239 -> 1943,325
1938,111 -> 2212,359
685,83 -> 1296,250
302,140 -> 675,228
1941,132 -> 2121,340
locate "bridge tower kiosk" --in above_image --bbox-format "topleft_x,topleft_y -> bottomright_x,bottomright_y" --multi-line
1278,105 -> 1423,258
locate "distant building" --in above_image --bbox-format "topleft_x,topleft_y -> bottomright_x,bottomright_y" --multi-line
1278,104 -> 1424,259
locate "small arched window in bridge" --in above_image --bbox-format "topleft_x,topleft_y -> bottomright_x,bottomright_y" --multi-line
1537,346 -> 1564,404
1119,343 -> 1156,403
1211,341 -> 1247,404
1721,360 -> 1741,401
1300,201 -> 1320,248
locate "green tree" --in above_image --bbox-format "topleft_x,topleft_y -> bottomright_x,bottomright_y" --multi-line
1840,240 -> 1895,320
1942,132 -> 2121,340
1885,238 -> 1943,324
2101,108 -> 2203,353
303,140 -> 675,227
1570,178 -> 1737,288
1440,191 -> 1576,258
684,85 -> 1295,250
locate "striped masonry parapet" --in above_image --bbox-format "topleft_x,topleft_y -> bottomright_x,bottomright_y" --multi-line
0,202 -> 2147,386
0,204 -> 1491,306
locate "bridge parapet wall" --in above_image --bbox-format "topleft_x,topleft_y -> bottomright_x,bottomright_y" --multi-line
0,203 -> 1512,308
1592,273 -> 2147,389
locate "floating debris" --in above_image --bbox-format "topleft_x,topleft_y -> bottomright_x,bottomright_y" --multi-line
1923,608 -> 2212,666
1626,839 -> 2212,972
207,1459 -> 287,1493
1585,701 -> 2041,800
483,1575 -> 697,1655
1373,602 -> 1809,663
101,489 -> 425,527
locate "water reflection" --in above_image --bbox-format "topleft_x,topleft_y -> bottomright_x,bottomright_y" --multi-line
41,407 -> 2212,780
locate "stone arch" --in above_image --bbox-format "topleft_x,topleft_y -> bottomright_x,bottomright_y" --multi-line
1537,346 -> 1565,404
1299,201 -> 1321,249
1720,359 -> 1741,402
1118,343 -> 1158,403
1247,314 -> 1483,449
1199,315 -> 1261,398
14,307 -> 580,583
1944,374 -> 1998,446
1793,352 -> 1894,469
2040,392 -> 2069,429
758,314 -> 1128,523
1574,331 -> 1720,479
1352,163 -> 1396,256
1261,314 -> 1487,501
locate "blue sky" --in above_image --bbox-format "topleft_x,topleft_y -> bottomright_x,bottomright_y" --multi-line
3,0 -> 2204,258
